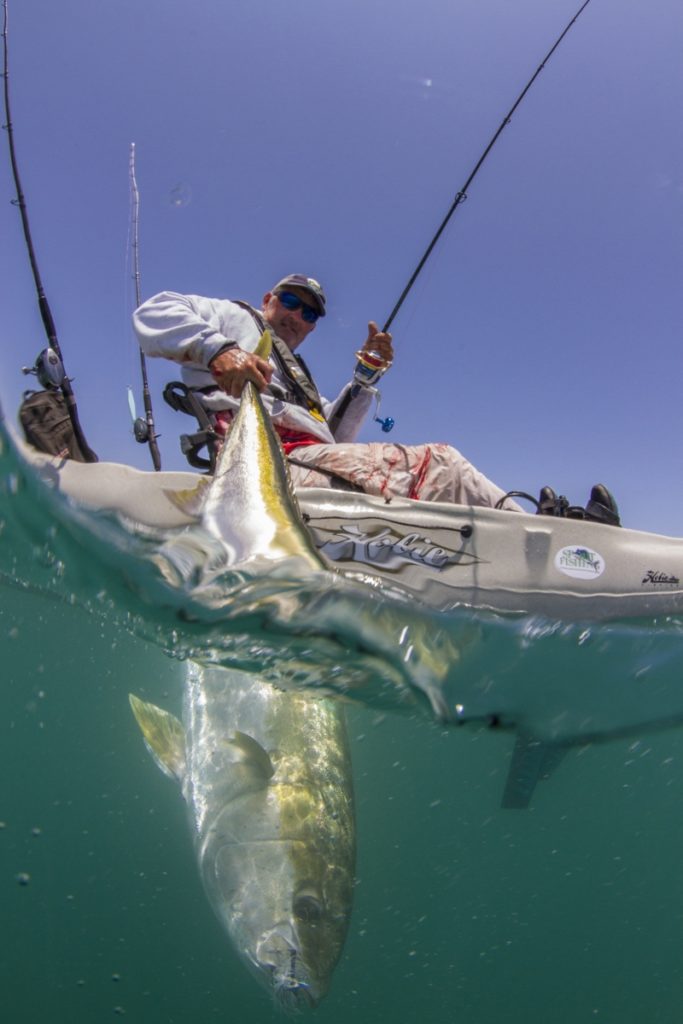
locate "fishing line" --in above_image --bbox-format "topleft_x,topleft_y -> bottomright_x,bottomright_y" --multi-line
1,0 -> 97,462
382,0 -> 594,333
331,0 -> 593,436
127,142 -> 162,470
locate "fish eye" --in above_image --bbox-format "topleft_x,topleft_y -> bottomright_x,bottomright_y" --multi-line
293,893 -> 323,924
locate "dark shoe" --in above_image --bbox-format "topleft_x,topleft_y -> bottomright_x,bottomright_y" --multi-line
537,487 -> 579,517
538,486 -> 558,515
584,484 -> 621,527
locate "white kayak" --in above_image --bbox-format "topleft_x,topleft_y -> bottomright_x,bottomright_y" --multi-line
15,434 -> 683,623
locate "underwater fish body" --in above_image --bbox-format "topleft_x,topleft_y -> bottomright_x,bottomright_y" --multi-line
131,663 -> 355,1009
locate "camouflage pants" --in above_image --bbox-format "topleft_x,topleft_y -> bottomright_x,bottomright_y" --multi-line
286,441 -> 523,511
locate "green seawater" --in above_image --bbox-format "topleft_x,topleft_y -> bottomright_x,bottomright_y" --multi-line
4,433 -> 683,1022
3,584 -> 683,1024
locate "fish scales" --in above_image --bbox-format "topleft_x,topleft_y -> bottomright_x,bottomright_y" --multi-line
132,662 -> 355,1009
201,380 -> 324,568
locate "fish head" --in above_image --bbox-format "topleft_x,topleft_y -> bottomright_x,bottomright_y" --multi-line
260,875 -> 354,1010
255,919 -> 321,1010
210,841 -> 352,1009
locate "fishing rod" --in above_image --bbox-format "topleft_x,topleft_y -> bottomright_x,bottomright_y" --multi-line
1,0 -> 97,462
127,143 -> 162,470
382,0 -> 593,333
335,0 -> 594,435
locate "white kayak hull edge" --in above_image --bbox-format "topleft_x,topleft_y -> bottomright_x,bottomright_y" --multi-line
11,436 -> 683,622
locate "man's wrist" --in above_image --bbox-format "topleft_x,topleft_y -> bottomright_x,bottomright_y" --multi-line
208,342 -> 237,373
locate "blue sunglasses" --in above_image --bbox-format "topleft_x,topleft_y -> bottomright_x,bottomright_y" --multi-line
275,290 -> 320,323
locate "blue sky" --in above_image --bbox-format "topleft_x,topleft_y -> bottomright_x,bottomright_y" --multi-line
1,0 -> 681,533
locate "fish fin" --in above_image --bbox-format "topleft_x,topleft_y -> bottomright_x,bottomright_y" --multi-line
162,476 -> 211,517
501,733 -> 568,810
254,329 -> 272,361
129,694 -> 186,783
229,730 -> 275,780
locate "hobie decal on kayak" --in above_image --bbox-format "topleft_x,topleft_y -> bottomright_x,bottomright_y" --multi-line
641,570 -> 681,587
554,546 -> 605,580
312,523 -> 480,572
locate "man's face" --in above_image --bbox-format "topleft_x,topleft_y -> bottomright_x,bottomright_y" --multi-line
262,287 -> 319,350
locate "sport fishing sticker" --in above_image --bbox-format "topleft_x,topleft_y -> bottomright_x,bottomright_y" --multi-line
554,546 -> 605,580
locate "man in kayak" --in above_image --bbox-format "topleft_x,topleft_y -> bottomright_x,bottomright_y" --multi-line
133,274 -> 619,524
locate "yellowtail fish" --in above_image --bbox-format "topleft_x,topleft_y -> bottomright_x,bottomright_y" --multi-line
131,353 -> 355,1007
130,663 -> 355,1010
160,330 -> 324,572
154,372 -> 328,596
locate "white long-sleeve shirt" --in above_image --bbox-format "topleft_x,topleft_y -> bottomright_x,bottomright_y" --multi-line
133,291 -> 373,443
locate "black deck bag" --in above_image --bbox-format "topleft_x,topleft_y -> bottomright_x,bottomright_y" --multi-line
18,389 -> 91,462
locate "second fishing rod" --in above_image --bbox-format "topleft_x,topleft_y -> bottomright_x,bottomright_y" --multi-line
335,0 -> 594,434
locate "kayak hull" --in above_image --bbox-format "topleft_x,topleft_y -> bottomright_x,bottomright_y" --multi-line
18,438 -> 683,622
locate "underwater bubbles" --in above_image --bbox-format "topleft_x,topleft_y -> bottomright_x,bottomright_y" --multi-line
169,183 -> 192,208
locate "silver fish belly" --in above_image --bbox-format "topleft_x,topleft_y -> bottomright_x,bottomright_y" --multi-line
158,379 -> 327,586
131,662 -> 355,1009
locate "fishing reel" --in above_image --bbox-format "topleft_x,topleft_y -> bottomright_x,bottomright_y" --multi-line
352,349 -> 395,433
127,387 -> 153,443
22,347 -> 66,390
133,417 -> 151,444
352,349 -> 391,389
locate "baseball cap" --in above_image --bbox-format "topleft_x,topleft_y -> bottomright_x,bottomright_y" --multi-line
272,274 -> 326,317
